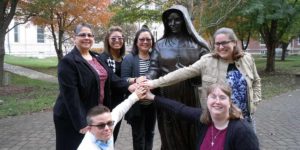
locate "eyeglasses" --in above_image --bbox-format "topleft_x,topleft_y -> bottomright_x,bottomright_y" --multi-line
208,94 -> 228,101
214,40 -> 232,47
76,33 -> 94,38
89,121 -> 115,130
110,37 -> 124,42
138,38 -> 152,42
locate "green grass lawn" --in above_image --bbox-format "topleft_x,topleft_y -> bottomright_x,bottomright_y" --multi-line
1,54 -> 299,118
4,55 -> 58,76
255,55 -> 300,74
0,72 -> 58,118
253,55 -> 300,100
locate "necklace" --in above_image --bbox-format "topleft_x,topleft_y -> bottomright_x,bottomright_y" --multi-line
211,126 -> 223,146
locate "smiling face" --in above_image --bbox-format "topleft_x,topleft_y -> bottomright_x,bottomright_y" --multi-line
74,27 -> 94,51
89,112 -> 113,141
207,87 -> 231,119
108,31 -> 124,51
167,12 -> 183,34
214,33 -> 236,61
137,31 -> 153,53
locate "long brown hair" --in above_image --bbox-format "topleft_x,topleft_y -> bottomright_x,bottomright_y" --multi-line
211,27 -> 244,61
200,83 -> 242,124
104,26 -> 125,57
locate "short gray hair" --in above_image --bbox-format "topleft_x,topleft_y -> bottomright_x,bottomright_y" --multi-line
74,23 -> 93,34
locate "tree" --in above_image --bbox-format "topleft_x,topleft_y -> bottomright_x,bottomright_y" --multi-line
243,0 -> 300,72
279,13 -> 300,61
196,0 -> 251,48
30,0 -> 112,61
0,0 -> 33,85
109,0 -> 162,25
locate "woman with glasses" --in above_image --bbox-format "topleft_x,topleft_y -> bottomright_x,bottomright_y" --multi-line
146,27 -> 261,129
121,27 -> 156,150
53,23 -> 130,150
144,83 -> 259,150
99,26 -> 126,142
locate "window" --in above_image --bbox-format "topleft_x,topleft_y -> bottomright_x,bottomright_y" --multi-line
37,26 -> 45,43
14,22 -> 19,43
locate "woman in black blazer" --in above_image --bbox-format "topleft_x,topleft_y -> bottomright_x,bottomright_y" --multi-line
53,23 -> 129,150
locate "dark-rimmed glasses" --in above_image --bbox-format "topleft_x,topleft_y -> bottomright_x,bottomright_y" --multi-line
76,33 -> 94,38
89,121 -> 115,130
110,37 -> 124,42
214,40 -> 232,47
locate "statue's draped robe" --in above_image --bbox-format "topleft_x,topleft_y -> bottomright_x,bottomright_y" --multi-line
147,37 -> 208,150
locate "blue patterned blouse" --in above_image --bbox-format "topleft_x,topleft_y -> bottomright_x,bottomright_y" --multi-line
226,63 -> 249,117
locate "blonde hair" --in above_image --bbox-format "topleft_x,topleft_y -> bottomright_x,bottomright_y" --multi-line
200,83 -> 242,124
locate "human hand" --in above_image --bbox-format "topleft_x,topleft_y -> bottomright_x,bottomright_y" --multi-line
140,79 -> 154,89
134,85 -> 147,99
136,76 -> 147,84
128,83 -> 138,93
145,89 -> 155,100
79,126 -> 89,134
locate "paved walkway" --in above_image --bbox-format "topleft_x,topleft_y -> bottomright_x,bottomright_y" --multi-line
4,63 -> 57,84
1,64 -> 300,150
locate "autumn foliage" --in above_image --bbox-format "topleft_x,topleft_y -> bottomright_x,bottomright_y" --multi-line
29,0 -> 112,60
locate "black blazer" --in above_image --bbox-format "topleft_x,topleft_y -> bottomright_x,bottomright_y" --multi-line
53,47 -> 128,131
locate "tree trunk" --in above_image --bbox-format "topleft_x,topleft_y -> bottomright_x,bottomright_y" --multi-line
57,29 -> 64,61
281,42 -> 288,61
265,43 -> 276,72
0,35 -> 5,86
50,24 -> 64,62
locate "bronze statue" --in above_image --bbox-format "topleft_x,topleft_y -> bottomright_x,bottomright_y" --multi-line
147,5 -> 210,150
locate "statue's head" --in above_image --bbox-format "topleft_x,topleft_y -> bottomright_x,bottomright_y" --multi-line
162,8 -> 187,36
160,5 -> 210,49
166,11 -> 185,34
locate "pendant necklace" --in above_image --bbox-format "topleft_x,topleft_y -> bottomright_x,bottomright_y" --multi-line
211,126 -> 222,146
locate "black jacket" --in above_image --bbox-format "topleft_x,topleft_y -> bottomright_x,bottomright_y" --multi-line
99,52 -> 126,108
53,47 -> 128,131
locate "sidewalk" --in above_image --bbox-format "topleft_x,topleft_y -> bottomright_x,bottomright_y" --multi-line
4,63 -> 57,84
1,64 -> 300,150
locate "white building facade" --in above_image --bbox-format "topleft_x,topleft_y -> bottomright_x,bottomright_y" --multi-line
5,20 -> 59,58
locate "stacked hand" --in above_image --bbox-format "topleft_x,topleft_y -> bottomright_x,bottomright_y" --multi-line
131,76 -> 155,100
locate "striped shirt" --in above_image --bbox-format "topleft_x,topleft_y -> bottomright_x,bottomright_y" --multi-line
139,58 -> 152,105
139,58 -> 150,76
